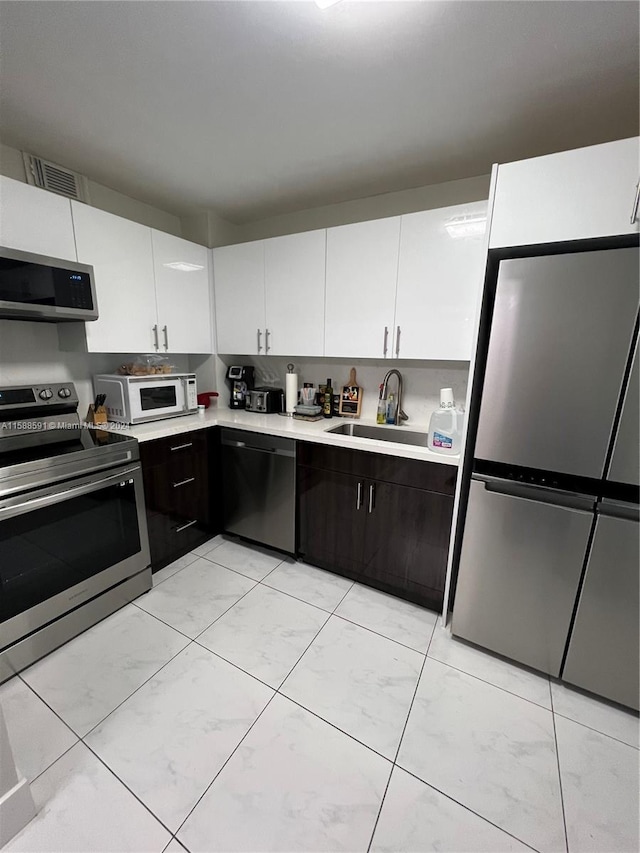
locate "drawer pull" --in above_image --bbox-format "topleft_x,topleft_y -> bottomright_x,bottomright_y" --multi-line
170,442 -> 193,452
172,477 -> 195,488
175,519 -> 198,533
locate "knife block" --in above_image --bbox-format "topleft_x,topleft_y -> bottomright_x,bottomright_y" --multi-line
86,404 -> 108,425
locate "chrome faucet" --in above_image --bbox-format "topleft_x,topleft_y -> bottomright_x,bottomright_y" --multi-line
381,369 -> 408,425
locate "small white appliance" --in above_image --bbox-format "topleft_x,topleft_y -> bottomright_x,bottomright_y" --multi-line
93,373 -> 198,424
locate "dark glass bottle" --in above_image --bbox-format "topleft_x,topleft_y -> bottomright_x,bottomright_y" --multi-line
323,378 -> 333,418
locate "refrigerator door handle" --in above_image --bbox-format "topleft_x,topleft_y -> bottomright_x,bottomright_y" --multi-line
474,474 -> 595,512
598,499 -> 639,523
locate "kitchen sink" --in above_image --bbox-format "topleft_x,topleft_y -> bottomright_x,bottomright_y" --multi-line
326,422 -> 430,447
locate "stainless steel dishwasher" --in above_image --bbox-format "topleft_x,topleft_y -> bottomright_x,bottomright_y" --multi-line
220,429 -> 296,553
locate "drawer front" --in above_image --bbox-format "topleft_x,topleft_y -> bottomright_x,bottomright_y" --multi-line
453,479 -> 592,676
139,429 -> 208,469
562,513 -> 639,710
297,441 -> 456,495
172,473 -> 210,525
147,510 -> 210,570
142,462 -> 209,523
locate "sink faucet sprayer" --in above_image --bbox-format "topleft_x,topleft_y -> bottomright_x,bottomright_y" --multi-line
380,369 -> 408,425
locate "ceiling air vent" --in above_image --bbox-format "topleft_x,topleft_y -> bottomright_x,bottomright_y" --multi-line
22,152 -> 89,202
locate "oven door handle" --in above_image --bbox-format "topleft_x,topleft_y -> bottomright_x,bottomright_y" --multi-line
0,465 -> 141,521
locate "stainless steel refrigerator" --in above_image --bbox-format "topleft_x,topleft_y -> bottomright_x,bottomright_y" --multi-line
452,245 -> 639,710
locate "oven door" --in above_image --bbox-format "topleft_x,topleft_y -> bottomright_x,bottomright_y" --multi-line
0,463 -> 150,651
127,377 -> 187,422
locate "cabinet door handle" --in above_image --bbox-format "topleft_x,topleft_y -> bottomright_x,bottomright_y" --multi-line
356,481 -> 363,510
257,328 -> 263,353
395,326 -> 401,358
175,519 -> 198,533
265,328 -> 270,353
368,483 -> 376,513
152,324 -> 159,351
172,477 -> 195,488
170,442 -> 193,452
383,326 -> 389,357
162,325 -> 169,351
631,180 -> 640,225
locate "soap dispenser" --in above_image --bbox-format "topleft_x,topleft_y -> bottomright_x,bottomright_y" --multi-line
385,394 -> 397,425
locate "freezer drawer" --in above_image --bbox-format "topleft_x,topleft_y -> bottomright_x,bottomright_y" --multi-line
452,478 -> 593,675
563,508 -> 639,710
475,248 -> 639,479
608,340 -> 639,488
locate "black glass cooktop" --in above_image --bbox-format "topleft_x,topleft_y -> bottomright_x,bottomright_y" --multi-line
0,425 -> 135,470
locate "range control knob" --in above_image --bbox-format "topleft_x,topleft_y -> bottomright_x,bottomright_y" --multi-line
39,388 -> 53,400
58,387 -> 71,398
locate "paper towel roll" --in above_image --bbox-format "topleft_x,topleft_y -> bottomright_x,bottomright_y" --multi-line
285,373 -> 299,413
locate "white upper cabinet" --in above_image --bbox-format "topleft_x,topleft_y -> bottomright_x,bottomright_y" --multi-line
213,241 -> 265,354
71,202 -> 157,353
324,217 -> 401,359
0,176 -> 76,261
264,230 -> 326,357
489,137 -> 640,248
65,206 -> 213,354
152,231 -> 211,353
395,201 -> 488,360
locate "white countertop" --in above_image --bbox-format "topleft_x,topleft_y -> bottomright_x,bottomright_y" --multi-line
97,408 -> 459,467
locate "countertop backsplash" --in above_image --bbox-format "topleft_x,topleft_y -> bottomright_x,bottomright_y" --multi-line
212,354 -> 469,426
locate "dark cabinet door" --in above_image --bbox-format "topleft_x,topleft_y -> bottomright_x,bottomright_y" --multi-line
298,460 -> 454,611
298,466 -> 366,579
362,481 -> 453,610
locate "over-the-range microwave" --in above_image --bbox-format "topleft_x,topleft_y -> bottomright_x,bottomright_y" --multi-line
94,373 -> 198,424
0,246 -> 98,322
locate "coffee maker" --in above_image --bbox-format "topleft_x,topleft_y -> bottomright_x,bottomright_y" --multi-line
226,365 -> 255,409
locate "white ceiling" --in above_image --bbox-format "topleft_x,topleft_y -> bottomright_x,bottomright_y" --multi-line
0,1 -> 637,223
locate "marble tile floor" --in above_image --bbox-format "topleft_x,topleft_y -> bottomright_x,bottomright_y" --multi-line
1,535 -> 638,853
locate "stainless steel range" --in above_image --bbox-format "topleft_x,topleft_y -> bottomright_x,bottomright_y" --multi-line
0,382 -> 151,683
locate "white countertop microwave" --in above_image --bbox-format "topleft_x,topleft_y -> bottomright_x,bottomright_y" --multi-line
93,373 -> 198,424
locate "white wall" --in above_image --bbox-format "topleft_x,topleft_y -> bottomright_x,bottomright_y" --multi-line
0,321 -> 189,415
229,174 -> 490,243
0,142 -> 490,249
0,142 -> 183,237
208,353 -> 468,427
207,210 -> 243,248
0,144 -> 25,182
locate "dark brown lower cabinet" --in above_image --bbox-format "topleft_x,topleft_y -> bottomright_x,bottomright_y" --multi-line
140,428 -> 220,571
298,442 -> 455,610
297,467 -> 366,577
362,480 -> 453,609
